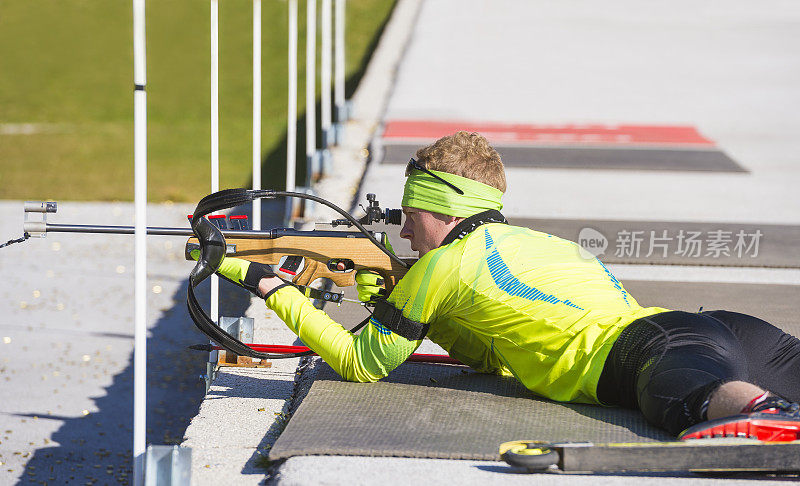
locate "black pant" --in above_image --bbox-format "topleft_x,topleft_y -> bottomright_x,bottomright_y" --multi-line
596,310 -> 800,435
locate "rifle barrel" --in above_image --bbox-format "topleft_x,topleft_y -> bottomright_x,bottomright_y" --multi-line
40,223 -> 267,238
27,223 -> 368,239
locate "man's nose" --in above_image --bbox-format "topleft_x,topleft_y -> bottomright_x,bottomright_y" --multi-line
399,220 -> 412,240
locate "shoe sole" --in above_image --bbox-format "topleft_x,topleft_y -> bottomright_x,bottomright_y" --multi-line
680,413 -> 800,442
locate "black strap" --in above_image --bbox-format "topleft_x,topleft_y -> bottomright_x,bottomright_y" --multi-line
440,209 -> 507,246
371,299 -> 429,341
187,189 -> 313,360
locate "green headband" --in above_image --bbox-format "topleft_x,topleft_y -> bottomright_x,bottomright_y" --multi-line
402,169 -> 504,217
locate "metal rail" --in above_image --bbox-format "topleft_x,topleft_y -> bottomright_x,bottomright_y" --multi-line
24,223 -> 374,240
35,224 -> 253,238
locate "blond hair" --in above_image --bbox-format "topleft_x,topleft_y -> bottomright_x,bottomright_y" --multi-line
414,131 -> 506,192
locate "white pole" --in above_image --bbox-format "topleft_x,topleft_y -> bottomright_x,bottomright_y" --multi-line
132,0 -> 147,484
334,0 -> 345,124
287,0 -> 297,195
305,0 -> 316,185
210,0 -> 220,324
252,0 -> 262,230
320,0 -> 332,148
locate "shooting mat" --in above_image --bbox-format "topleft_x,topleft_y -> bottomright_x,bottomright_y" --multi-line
269,281 -> 800,461
381,142 -> 745,172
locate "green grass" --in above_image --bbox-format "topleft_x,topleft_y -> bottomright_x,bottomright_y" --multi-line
0,0 -> 396,202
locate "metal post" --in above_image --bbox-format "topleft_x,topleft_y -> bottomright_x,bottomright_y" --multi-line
210,0 -> 220,325
305,0 -> 317,185
321,0 -> 332,148
132,0 -> 147,483
334,0 -> 346,129
252,0 -> 262,230
286,0 -> 298,223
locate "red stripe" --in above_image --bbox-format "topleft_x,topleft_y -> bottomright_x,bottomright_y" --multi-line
212,343 -> 463,365
383,120 -> 715,146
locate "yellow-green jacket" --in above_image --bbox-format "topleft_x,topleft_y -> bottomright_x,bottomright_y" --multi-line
267,222 -> 668,404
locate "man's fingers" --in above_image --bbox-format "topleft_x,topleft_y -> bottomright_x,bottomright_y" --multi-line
355,270 -> 385,286
355,270 -> 387,302
357,286 -> 386,302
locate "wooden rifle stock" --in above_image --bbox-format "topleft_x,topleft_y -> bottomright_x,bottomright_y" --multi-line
187,230 -> 414,292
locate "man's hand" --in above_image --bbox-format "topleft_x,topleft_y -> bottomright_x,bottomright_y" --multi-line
257,276 -> 286,298
356,269 -> 387,303
190,249 -> 278,299
353,237 -> 394,302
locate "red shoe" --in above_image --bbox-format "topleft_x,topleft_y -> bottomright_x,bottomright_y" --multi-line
679,397 -> 800,442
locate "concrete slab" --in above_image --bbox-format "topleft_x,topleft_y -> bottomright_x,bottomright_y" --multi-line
183,367 -> 296,486
189,446 -> 269,486
273,455 -> 794,486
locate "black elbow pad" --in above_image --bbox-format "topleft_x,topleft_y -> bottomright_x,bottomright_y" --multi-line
371,299 -> 429,341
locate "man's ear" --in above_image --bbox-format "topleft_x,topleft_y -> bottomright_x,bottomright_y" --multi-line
448,216 -> 464,225
430,211 -> 451,222
431,211 -> 462,225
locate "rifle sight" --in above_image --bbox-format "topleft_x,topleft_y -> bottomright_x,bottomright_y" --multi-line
331,193 -> 402,227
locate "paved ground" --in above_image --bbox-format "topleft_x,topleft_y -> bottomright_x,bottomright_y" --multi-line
0,201 -> 211,485
2,0 -> 799,485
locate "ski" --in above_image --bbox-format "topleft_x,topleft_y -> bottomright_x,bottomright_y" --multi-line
500,439 -> 800,473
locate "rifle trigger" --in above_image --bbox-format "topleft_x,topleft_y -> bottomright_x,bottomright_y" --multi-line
327,259 -> 355,272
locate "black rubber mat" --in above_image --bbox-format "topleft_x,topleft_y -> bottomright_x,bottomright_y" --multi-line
508,218 -> 800,268
269,361 -> 671,461
381,142 -> 746,172
269,282 -> 799,461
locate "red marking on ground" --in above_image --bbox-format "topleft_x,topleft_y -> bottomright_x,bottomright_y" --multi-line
383,120 -> 715,146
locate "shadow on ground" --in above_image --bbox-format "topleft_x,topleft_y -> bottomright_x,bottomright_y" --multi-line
14,276 -> 256,485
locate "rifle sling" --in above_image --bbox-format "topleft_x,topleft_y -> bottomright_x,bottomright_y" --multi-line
188,189 -> 314,359
187,188 -> 409,360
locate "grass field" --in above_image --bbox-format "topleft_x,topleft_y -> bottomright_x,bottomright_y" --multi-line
0,0 -> 396,202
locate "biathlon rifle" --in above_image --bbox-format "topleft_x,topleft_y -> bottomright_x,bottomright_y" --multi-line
185,188 -> 418,360
185,189 -> 410,301
16,189 -> 427,362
